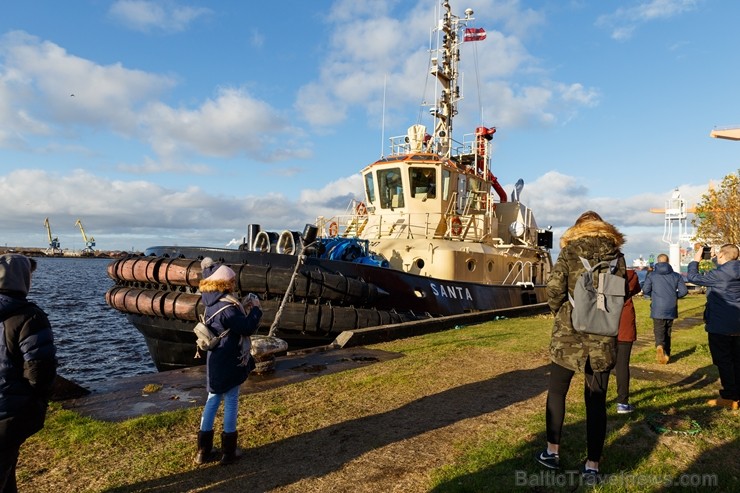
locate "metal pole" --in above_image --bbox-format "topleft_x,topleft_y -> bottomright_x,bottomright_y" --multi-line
268,254 -> 304,337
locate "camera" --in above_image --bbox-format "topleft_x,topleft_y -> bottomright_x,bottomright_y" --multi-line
701,245 -> 712,260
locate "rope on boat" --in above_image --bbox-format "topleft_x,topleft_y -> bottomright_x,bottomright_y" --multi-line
269,254 -> 305,336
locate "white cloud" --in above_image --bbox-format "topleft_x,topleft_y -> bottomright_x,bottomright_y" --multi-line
0,30 -> 175,138
0,164 -> 716,262
0,168 -> 361,251
143,87 -> 312,162
596,0 -> 701,41
0,32 -> 311,167
109,0 -> 212,33
250,29 -> 265,49
522,172 -> 710,260
295,0 -> 596,131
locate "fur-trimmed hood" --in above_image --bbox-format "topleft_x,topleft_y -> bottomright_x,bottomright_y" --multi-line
198,256 -> 236,299
559,219 -> 625,249
199,278 -> 235,294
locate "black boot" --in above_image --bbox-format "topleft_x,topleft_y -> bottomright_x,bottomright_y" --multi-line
220,431 -> 242,465
194,430 -> 214,465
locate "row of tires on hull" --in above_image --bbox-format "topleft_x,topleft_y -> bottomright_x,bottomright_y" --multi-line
106,286 -> 424,336
106,256 -> 387,307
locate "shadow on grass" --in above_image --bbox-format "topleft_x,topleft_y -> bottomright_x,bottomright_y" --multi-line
428,365 -> 738,493
103,365 -> 551,492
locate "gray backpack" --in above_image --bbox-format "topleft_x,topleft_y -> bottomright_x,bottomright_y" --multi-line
193,302 -> 234,355
568,257 -> 625,336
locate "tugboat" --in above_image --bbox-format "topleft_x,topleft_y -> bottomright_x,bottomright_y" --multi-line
106,0 -> 554,371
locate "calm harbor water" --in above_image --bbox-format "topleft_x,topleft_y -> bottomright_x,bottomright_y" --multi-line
27,257 -> 157,388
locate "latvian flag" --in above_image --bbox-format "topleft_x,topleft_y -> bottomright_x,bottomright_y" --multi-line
463,27 -> 486,42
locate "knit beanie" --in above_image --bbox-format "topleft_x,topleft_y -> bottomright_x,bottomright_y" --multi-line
200,257 -> 235,282
0,254 -> 37,296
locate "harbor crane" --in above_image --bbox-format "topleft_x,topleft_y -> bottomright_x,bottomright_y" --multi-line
43,217 -> 61,255
75,219 -> 96,255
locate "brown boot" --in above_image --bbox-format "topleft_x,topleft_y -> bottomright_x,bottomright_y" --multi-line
220,431 -> 243,465
656,346 -> 669,364
194,430 -> 215,465
707,398 -> 740,410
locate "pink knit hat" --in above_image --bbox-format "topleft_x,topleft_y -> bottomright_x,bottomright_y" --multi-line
207,264 -> 236,282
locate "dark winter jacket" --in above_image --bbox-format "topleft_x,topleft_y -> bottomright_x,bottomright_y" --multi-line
0,293 -> 57,447
199,278 -> 261,394
547,218 -> 626,372
642,262 -> 688,319
617,269 -> 641,343
686,260 -> 740,335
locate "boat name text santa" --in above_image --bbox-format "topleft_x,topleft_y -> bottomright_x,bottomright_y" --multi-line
430,283 -> 473,300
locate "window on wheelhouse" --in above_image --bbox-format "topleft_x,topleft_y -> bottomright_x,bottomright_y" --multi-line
442,169 -> 451,200
364,172 -> 376,205
378,167 -> 404,209
409,167 -> 436,199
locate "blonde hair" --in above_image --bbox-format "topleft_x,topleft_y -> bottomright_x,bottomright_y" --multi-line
720,243 -> 740,261
657,254 -> 669,263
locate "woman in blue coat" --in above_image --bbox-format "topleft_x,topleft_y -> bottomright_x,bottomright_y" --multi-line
194,257 -> 262,465
642,254 -> 688,364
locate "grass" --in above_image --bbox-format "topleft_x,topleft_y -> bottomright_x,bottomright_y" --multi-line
17,294 -> 740,492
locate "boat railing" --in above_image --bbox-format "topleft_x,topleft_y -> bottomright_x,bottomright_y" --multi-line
387,131 -> 472,160
316,209 -> 502,243
388,134 -> 413,156
502,260 -> 535,285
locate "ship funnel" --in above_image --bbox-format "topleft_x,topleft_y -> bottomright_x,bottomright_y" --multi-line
246,224 -> 261,251
302,224 -> 318,247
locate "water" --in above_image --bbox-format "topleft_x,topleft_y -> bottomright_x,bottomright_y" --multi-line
27,257 -> 157,388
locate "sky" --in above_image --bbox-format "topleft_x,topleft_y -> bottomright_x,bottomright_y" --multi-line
1,0 -> 738,264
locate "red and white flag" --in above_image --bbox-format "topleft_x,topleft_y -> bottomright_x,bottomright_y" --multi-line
464,27 -> 486,42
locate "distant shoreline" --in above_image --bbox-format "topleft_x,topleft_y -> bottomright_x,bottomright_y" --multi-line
0,247 -> 141,258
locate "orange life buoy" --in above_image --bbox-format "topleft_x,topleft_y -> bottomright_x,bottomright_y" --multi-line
450,216 -> 462,236
356,201 -> 368,216
328,221 -> 339,237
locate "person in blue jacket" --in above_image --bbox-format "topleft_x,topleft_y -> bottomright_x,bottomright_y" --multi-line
0,254 -> 57,493
642,253 -> 688,364
687,244 -> 740,409
194,257 -> 262,466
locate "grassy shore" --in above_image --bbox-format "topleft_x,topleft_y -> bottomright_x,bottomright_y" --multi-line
18,294 -> 739,492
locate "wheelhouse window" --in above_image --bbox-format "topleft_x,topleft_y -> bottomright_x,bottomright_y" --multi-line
363,172 -> 376,204
378,167 -> 404,209
442,169 -> 451,200
409,167 -> 436,199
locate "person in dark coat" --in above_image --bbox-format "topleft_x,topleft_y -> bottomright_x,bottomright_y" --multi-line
641,253 -> 688,364
687,243 -> 740,410
537,211 -> 626,478
614,269 -> 642,414
0,254 -> 57,493
194,257 -> 262,466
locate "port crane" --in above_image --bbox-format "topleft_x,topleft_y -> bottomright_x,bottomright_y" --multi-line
43,217 -> 62,255
75,219 -> 96,255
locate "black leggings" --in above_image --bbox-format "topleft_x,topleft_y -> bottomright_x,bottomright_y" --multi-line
615,341 -> 633,404
545,360 -> 610,462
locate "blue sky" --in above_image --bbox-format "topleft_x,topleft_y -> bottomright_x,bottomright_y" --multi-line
1,0 -> 738,263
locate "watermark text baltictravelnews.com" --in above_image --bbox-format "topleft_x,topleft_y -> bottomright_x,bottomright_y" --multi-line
515,470 -> 718,488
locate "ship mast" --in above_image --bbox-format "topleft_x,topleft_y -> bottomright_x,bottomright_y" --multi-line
428,1 -> 474,158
